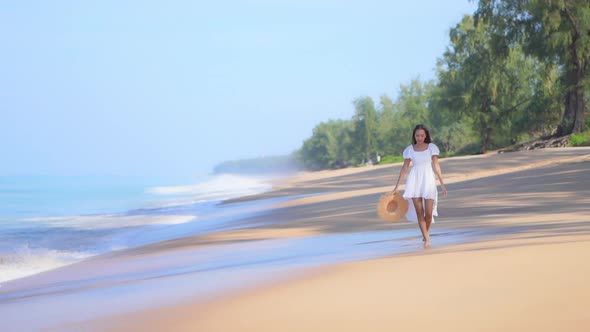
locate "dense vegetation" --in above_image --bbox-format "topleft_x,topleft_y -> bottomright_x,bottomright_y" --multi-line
298,0 -> 589,170
215,1 -> 589,174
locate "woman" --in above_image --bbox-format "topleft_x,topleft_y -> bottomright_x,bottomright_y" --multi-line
393,124 -> 447,248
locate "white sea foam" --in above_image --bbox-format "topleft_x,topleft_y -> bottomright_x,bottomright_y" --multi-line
0,246 -> 94,285
146,174 -> 272,200
0,174 -> 275,285
0,215 -> 198,284
19,216 -> 71,222
18,214 -> 196,229
48,214 -> 196,230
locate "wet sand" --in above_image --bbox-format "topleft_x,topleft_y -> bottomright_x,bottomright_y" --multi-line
1,148 -> 589,331
100,235 -> 590,332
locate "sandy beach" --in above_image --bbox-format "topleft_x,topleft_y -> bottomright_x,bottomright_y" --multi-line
102,236 -> 589,332
1,148 -> 589,331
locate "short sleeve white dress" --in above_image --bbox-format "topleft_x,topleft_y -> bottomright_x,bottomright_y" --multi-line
402,143 -> 440,222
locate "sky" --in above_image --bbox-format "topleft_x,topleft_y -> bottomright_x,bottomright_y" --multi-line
1,0 -> 477,177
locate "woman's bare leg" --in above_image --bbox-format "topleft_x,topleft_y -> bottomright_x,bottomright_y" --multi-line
424,199 -> 434,232
412,198 -> 429,246
423,199 -> 434,247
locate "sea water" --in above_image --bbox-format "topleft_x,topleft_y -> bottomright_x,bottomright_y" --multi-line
0,174 -> 273,284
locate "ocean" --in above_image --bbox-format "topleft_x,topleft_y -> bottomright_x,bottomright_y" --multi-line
0,174 -> 274,284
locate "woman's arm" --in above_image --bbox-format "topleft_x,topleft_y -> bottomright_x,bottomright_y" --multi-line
393,159 -> 412,193
432,155 -> 448,196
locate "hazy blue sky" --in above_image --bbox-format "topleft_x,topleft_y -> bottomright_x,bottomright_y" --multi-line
1,0 -> 476,176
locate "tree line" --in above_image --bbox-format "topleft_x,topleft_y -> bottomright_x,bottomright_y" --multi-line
213,155 -> 301,175
298,0 -> 589,171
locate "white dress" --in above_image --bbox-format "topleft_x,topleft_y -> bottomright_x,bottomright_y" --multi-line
402,143 -> 440,223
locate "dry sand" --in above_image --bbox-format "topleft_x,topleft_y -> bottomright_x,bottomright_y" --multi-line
87,148 -> 590,332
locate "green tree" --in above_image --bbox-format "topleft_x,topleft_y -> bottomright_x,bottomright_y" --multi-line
299,124 -> 332,171
475,0 -> 589,134
374,79 -> 438,156
397,78 -> 433,127
299,120 -> 353,170
352,97 -> 378,163
376,95 -> 397,156
428,82 -> 476,153
385,79 -> 434,153
437,15 -> 544,152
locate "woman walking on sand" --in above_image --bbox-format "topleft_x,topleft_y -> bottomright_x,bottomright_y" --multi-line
393,124 -> 447,248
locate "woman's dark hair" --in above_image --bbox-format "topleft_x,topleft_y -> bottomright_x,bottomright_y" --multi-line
412,124 -> 432,144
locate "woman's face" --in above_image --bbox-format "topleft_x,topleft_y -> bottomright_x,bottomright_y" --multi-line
414,129 -> 426,144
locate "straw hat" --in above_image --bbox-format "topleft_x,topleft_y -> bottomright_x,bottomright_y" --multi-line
377,191 -> 409,222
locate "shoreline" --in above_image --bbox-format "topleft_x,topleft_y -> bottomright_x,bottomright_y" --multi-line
104,234 -> 588,332
0,173 -> 283,285
1,147 -> 589,331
